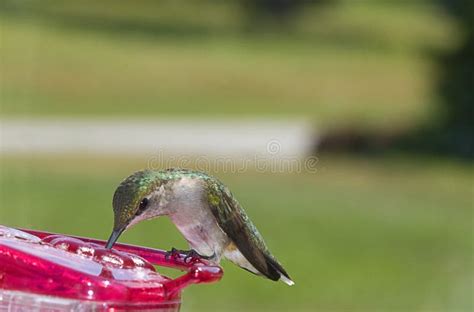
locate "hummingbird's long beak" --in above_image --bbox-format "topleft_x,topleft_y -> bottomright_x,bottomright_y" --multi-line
105,227 -> 125,249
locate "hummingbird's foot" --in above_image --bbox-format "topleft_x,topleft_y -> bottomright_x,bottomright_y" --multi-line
164,247 -> 182,261
183,249 -> 216,263
165,248 -> 215,263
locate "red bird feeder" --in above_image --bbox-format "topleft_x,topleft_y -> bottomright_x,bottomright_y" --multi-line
0,225 -> 223,311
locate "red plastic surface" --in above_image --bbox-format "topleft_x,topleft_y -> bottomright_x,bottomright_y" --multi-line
0,226 -> 223,309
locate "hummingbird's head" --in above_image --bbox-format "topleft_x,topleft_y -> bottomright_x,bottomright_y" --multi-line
106,170 -> 163,249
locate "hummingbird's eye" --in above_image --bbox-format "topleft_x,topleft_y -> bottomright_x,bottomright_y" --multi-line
137,198 -> 149,215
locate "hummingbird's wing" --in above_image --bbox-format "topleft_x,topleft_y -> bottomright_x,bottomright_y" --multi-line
207,183 -> 292,283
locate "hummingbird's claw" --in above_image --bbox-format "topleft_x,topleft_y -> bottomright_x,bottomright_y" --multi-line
165,248 -> 215,263
197,251 -> 216,261
183,249 -> 216,263
165,247 -> 181,261
183,250 -> 201,263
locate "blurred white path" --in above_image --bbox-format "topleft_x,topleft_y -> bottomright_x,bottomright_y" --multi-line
0,119 -> 316,159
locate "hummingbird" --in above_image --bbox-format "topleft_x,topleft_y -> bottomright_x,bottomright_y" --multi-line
105,168 -> 294,286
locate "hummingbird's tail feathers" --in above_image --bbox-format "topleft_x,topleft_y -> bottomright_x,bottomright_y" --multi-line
263,254 -> 294,286
280,274 -> 295,286
208,184 -> 294,285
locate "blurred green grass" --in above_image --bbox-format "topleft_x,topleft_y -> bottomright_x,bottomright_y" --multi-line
0,0 -> 459,129
0,155 -> 471,311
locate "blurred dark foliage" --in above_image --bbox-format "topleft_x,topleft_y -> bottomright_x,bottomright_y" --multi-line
319,0 -> 473,159
241,0 -> 335,30
399,0 -> 474,159
317,128 -> 406,156
431,0 -> 474,158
